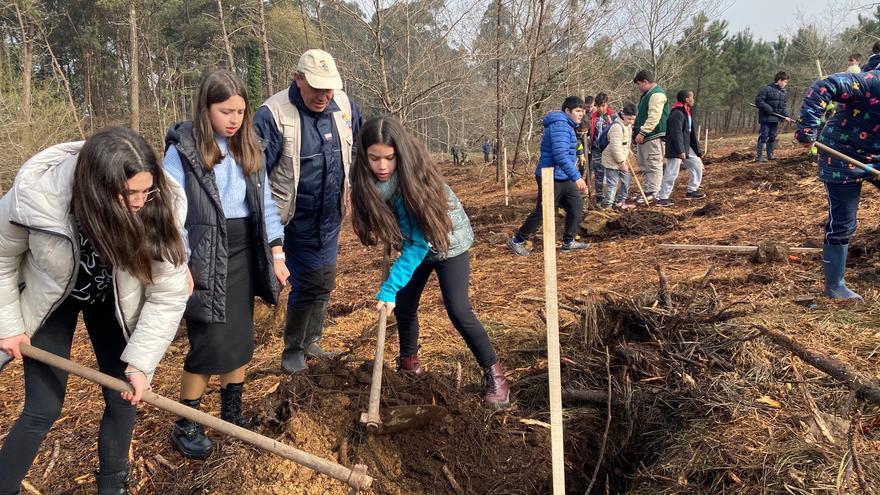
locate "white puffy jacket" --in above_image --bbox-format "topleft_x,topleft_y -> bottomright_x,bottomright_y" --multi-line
0,141 -> 189,380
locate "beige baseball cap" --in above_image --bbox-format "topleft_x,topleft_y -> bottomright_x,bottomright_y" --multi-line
297,49 -> 343,90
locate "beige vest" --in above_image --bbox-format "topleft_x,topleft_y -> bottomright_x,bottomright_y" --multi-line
262,89 -> 354,225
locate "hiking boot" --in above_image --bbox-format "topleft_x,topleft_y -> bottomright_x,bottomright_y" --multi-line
396,352 -> 424,376
281,307 -> 310,373
656,198 -> 674,207
482,362 -> 510,409
685,190 -> 706,200
507,237 -> 529,257
303,302 -> 340,359
95,470 -> 130,495
170,397 -> 213,459
220,382 -> 249,428
561,240 -> 590,252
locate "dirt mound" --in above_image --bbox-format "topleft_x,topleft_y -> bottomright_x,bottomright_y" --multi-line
704,150 -> 755,164
600,209 -> 679,237
691,201 -> 723,217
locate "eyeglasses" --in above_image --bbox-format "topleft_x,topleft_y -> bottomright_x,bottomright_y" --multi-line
126,187 -> 160,203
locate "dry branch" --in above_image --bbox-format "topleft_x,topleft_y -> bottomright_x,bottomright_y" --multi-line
753,325 -> 880,404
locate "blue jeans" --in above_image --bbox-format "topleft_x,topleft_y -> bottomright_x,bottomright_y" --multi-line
758,122 -> 779,144
589,149 -> 605,198
602,168 -> 630,207
824,182 -> 863,245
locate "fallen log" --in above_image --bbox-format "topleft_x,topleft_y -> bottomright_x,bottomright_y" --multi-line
752,325 -> 880,405
658,244 -> 821,254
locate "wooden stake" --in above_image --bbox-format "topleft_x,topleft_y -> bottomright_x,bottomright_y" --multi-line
704,127 -> 709,156
540,167 -> 565,494
816,59 -> 824,79
626,153 -> 650,205
503,147 -> 509,206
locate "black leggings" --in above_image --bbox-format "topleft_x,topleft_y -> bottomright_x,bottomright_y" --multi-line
394,252 -> 498,368
515,176 -> 584,244
0,297 -> 136,493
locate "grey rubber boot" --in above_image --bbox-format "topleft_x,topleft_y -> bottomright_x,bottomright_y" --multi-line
281,307 -> 311,373
304,302 -> 340,359
756,142 -> 766,162
766,141 -> 776,160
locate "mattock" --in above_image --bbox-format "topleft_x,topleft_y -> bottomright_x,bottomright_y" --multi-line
359,243 -> 447,435
14,344 -> 373,492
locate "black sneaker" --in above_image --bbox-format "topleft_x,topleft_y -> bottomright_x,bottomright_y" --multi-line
656,198 -> 674,207
685,190 -> 706,200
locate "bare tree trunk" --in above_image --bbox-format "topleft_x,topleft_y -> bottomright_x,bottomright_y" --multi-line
40,27 -> 84,139
14,1 -> 31,122
512,0 -> 547,170
85,49 -> 94,133
258,0 -> 274,94
129,0 -> 140,132
494,0 -> 503,181
298,0 -> 311,48
217,0 -> 235,71
315,0 -> 327,50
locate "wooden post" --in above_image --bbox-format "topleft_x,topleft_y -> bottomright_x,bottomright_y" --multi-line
503,147 -> 509,206
540,167 -> 565,494
704,127 -> 709,156
816,59 -> 824,79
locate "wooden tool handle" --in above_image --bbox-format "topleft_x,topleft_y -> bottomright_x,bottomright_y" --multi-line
361,306 -> 388,431
814,142 -> 880,177
19,344 -> 372,491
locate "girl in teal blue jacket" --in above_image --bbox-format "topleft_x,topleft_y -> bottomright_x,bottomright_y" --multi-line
350,116 -> 509,408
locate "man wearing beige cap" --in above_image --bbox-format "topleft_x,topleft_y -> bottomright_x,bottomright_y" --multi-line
254,49 -> 362,374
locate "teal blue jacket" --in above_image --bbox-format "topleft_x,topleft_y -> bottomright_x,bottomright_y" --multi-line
376,185 -> 473,302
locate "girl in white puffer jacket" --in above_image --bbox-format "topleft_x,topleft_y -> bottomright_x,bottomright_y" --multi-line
0,127 -> 189,495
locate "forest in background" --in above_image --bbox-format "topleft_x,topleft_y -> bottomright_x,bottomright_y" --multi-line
2,0 -> 880,183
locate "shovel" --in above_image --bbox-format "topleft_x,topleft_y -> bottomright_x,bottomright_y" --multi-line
359,246 -> 447,435
12,343 -> 372,491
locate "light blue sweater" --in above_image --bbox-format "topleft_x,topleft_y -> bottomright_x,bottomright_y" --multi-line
163,135 -> 284,243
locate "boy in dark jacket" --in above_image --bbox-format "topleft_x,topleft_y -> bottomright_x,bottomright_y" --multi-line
861,41 -> 880,71
795,70 -> 880,300
657,90 -> 705,206
508,96 -> 589,255
754,71 -> 792,162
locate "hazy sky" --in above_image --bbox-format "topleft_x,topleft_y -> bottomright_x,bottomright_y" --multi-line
721,0 -> 870,41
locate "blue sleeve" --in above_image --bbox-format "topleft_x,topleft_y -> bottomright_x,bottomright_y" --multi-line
161,145 -> 190,258
253,106 -> 283,175
550,123 -> 581,181
795,72 -> 868,143
163,145 -> 186,190
262,172 -> 284,244
376,198 -> 430,302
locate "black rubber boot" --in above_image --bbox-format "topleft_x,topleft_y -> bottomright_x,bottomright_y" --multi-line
282,307 -> 310,373
304,302 -> 340,359
95,470 -> 130,495
756,142 -> 766,162
766,141 -> 776,160
220,382 -> 249,427
170,397 -> 213,459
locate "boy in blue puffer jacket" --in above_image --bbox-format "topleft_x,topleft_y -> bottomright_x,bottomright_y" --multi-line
795,70 -> 880,300
508,96 -> 589,256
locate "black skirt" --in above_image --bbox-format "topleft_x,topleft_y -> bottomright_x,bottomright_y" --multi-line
184,218 -> 256,374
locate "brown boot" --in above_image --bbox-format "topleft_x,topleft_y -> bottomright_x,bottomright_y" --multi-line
482,362 -> 510,409
396,352 -> 424,376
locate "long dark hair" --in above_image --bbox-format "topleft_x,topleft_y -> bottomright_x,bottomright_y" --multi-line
193,69 -> 261,174
351,116 -> 452,253
72,127 -> 186,284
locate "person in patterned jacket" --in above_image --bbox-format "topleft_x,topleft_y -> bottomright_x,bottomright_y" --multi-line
795,70 -> 880,300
